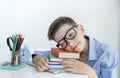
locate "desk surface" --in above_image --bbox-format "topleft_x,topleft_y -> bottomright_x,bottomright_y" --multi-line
0,48 -> 88,78
0,65 -> 88,78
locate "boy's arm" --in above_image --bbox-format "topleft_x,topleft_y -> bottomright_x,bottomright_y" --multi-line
32,51 -> 50,63
100,50 -> 119,78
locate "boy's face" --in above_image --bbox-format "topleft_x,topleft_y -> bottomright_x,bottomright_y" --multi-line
54,24 -> 85,53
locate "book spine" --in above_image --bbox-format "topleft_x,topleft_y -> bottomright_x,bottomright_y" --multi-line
51,48 -> 60,58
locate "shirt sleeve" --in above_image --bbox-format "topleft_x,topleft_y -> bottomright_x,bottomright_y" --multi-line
100,48 -> 119,78
32,50 -> 50,63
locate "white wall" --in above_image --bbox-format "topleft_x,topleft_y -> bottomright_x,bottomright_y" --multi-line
0,0 -> 119,48
0,0 -> 120,77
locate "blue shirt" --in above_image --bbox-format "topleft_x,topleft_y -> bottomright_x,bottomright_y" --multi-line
32,35 -> 119,78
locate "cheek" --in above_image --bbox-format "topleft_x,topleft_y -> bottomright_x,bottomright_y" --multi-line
75,36 -> 84,51
74,34 -> 81,42
79,42 -> 84,51
76,32 -> 84,43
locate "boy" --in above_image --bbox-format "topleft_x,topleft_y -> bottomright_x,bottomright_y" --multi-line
32,16 -> 119,78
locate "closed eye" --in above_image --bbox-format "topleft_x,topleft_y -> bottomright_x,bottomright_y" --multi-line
66,32 -> 75,39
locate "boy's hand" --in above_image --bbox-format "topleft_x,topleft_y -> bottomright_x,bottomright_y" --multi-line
34,55 -> 51,72
60,58 -> 88,74
60,58 -> 98,78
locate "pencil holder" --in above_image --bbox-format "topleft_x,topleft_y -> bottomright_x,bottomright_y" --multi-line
6,34 -> 25,66
0,34 -> 26,70
0,49 -> 26,70
11,50 -> 21,66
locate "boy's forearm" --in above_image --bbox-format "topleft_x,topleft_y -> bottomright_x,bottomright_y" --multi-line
87,67 -> 98,78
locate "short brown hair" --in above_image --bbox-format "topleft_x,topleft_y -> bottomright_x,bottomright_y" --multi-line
48,16 -> 77,40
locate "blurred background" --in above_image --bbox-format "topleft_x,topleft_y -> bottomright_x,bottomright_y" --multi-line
0,0 -> 119,77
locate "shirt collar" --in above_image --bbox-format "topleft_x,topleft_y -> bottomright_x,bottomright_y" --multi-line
84,35 -> 97,60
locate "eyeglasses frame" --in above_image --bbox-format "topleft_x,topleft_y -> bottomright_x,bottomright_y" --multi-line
56,25 -> 77,49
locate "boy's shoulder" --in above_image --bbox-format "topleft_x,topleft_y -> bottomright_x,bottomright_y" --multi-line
90,36 -> 114,52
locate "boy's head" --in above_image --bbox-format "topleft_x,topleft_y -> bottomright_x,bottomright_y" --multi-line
48,16 -> 85,52
48,16 -> 77,40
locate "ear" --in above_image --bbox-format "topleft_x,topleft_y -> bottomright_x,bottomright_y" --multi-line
77,24 -> 85,32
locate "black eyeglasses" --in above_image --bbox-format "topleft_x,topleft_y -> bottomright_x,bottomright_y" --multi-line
56,25 -> 77,49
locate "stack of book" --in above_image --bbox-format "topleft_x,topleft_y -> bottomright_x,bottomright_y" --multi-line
49,48 -> 80,69
49,52 -> 63,68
